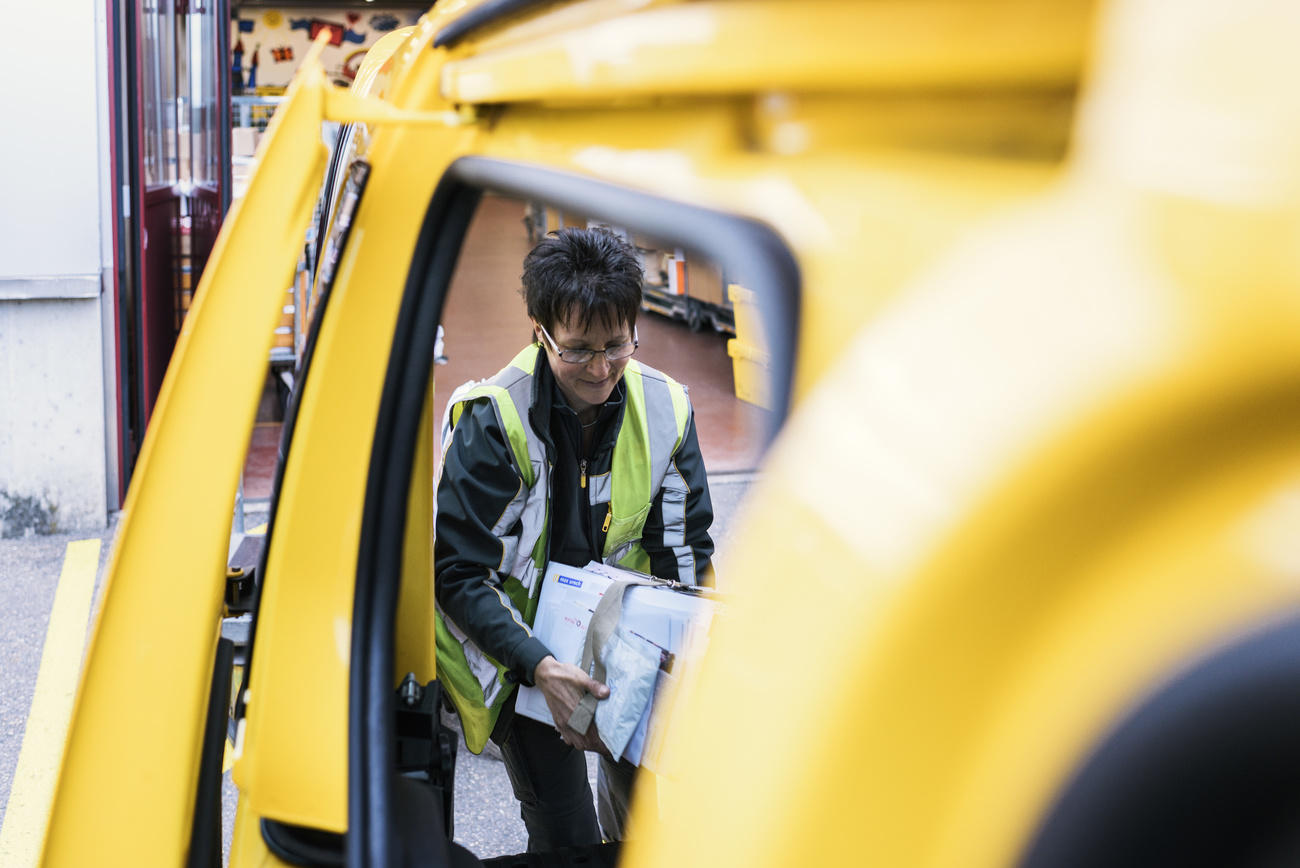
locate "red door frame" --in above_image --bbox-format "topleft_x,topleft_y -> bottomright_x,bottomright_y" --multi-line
107,0 -> 232,500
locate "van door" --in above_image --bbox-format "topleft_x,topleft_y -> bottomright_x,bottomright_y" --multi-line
42,45 -> 334,865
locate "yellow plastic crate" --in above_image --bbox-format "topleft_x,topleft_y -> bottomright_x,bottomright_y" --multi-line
727,337 -> 772,409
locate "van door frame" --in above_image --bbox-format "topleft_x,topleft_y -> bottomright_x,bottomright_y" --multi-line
347,155 -> 802,864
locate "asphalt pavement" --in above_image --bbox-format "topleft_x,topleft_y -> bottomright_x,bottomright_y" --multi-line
1,472 -> 753,864
0,520 -> 117,863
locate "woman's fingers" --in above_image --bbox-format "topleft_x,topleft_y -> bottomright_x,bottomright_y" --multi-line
533,655 -> 613,754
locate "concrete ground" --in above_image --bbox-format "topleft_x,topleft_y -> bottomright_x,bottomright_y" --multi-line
0,521 -> 117,865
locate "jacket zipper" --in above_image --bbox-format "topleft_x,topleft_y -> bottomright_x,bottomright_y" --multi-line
580,458 -> 587,489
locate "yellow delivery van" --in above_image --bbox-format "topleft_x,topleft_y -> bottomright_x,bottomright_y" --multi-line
43,0 -> 1300,865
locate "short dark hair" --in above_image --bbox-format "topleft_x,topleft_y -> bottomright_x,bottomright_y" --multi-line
521,227 -> 642,334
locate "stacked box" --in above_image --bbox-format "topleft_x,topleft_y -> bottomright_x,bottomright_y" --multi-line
685,258 -> 725,307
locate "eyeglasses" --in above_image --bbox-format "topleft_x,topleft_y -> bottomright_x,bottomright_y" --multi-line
536,322 -> 639,365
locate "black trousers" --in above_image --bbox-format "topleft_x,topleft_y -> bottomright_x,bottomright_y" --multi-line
497,714 -> 638,852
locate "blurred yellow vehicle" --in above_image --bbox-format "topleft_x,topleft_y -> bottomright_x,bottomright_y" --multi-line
42,0 -> 1300,865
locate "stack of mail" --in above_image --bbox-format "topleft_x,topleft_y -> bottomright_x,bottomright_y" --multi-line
516,561 -> 716,765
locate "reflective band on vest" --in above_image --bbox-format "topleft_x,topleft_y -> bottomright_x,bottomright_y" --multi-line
435,344 -> 689,753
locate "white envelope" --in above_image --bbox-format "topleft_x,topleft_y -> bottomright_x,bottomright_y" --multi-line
515,561 -> 716,766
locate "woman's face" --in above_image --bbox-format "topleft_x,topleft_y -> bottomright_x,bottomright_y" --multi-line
535,314 -> 634,415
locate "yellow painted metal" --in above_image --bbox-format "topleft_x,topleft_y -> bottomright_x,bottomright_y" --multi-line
441,0 -> 1093,103
467,102 -> 1062,390
350,26 -> 416,99
40,38 -> 334,868
627,343 -> 1300,867
231,25 -> 476,832
621,2 -> 1300,866
429,2 -> 1079,388
229,796 -> 293,868
227,22 -> 463,852
323,86 -> 473,128
395,388 -> 439,685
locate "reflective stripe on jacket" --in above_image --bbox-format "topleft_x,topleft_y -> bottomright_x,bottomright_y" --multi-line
435,344 -> 692,753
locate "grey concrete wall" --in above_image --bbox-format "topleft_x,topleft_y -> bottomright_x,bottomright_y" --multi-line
0,0 -> 113,533
0,297 -> 108,536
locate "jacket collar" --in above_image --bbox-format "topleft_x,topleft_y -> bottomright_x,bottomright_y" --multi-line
527,344 -> 626,454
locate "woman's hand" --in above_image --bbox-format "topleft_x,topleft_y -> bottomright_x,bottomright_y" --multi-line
533,655 -> 612,756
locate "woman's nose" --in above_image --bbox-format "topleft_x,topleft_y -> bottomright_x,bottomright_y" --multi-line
588,353 -> 611,376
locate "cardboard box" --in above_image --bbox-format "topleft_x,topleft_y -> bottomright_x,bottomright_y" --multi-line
640,248 -> 670,288
541,208 -> 592,234
685,257 -> 725,307
516,562 -> 716,765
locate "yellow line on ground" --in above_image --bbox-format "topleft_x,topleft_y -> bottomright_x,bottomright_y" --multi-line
0,538 -> 102,867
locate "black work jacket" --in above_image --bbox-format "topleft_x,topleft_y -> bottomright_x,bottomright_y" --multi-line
433,351 -> 715,688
